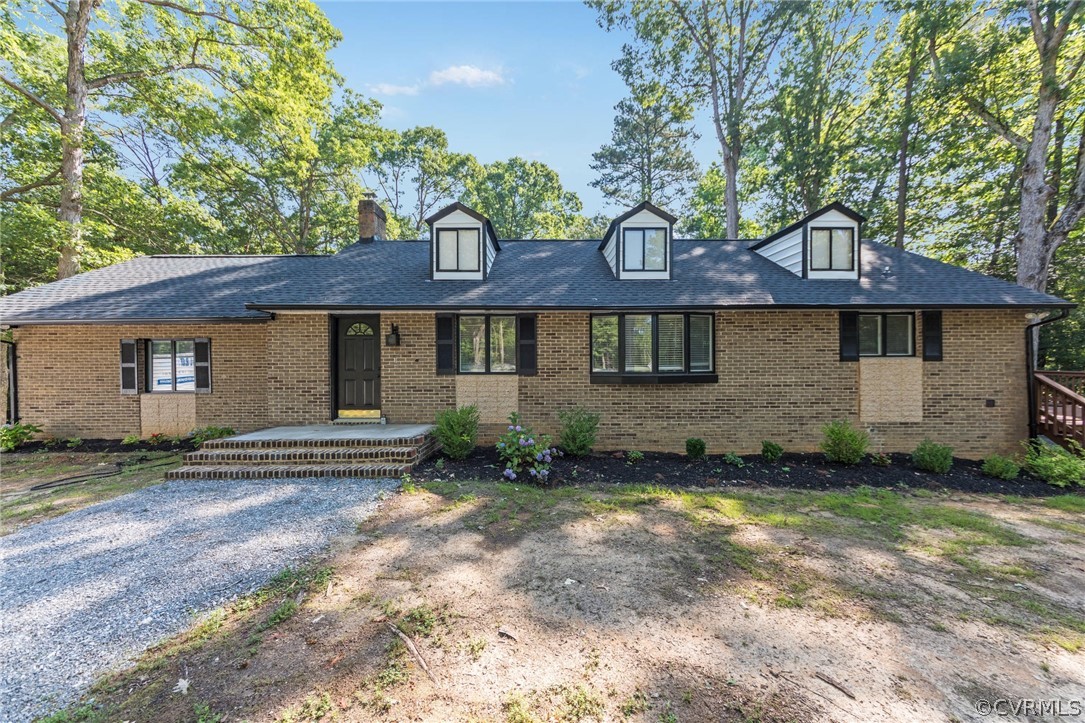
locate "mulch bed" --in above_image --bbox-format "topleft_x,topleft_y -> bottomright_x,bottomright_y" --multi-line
412,448 -> 1068,497
9,438 -> 197,455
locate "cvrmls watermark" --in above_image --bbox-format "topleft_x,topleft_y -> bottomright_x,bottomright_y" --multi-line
974,698 -> 1083,717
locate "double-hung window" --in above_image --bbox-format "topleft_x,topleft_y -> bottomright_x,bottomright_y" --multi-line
810,228 -> 854,271
436,228 -> 481,272
146,339 -> 211,392
591,313 -> 714,381
858,313 -> 914,357
458,315 -> 517,373
622,228 -> 667,271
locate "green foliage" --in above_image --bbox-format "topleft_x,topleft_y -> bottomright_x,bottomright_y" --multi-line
723,452 -> 745,468
590,96 -> 699,209
761,440 -> 783,462
626,450 -> 645,464
982,455 -> 1020,481
65,437 -> 83,450
869,452 -> 892,467
261,599 -> 298,630
121,434 -> 141,446
685,437 -> 707,460
820,420 -> 869,465
461,156 -> 585,239
1025,441 -> 1085,488
189,426 -> 235,446
912,439 -> 954,474
433,406 -> 480,460
0,422 -> 41,452
557,407 -> 600,457
496,413 -> 557,484
146,432 -> 166,447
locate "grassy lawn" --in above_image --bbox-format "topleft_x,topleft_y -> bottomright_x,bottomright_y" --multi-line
39,479 -> 1085,722
0,451 -> 183,534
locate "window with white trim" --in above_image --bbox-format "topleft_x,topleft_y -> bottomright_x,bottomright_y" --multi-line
146,339 -> 211,391
436,228 -> 481,272
622,228 -> 667,271
810,228 -> 854,271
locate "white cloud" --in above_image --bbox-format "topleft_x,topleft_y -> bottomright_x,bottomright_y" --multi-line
368,82 -> 420,97
428,64 -> 506,88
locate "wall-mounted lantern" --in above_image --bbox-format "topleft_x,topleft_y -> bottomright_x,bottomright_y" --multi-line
385,324 -> 401,347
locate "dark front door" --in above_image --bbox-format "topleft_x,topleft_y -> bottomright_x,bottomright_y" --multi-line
337,316 -> 381,415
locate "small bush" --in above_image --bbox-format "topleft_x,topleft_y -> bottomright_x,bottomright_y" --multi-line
496,413 -> 558,483
190,426 -> 235,446
121,434 -> 141,446
146,432 -> 166,447
1025,440 -> 1085,487
723,452 -> 745,468
65,437 -> 83,450
820,420 -> 869,465
912,439 -> 954,474
761,440 -> 783,462
869,452 -> 892,467
0,422 -> 41,452
685,437 -> 706,460
434,405 -> 480,460
557,407 -> 600,457
626,450 -> 644,464
982,454 -> 1020,481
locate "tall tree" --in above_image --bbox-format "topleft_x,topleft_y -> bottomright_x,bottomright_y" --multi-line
0,0 -> 339,277
753,0 -> 878,226
461,157 -> 584,239
927,0 -> 1085,294
591,0 -> 796,237
590,96 -> 699,210
365,126 -> 479,238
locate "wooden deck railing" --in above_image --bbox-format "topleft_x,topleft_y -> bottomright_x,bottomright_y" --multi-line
1034,372 -> 1085,449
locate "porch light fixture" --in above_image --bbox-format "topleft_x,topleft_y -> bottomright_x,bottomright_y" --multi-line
385,324 -> 401,347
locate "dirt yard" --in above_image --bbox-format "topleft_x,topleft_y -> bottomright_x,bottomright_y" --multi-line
0,451 -> 183,534
49,480 -> 1085,723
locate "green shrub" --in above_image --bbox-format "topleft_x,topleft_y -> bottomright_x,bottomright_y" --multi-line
981,454 -> 1020,481
146,432 -> 166,446
1025,440 -> 1085,487
820,420 -> 869,465
761,440 -> 783,462
65,437 -> 83,450
0,422 -> 41,452
190,426 -> 235,446
121,434 -> 141,446
685,438 -> 706,460
434,405 -> 480,460
626,450 -> 644,464
723,452 -> 745,468
869,452 -> 892,467
557,407 -> 600,457
496,413 -> 557,483
912,439 -> 954,474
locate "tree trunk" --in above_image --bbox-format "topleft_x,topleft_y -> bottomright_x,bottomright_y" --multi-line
894,46 -> 918,249
722,147 -> 739,238
57,0 -> 92,280
1014,79 -> 1059,293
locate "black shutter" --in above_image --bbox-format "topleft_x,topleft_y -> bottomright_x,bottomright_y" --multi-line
120,339 -> 138,394
517,314 -> 537,376
436,314 -> 456,374
194,338 -> 212,392
839,311 -> 859,361
922,310 -> 943,361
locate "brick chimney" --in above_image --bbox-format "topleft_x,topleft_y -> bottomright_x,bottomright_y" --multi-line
358,192 -> 387,242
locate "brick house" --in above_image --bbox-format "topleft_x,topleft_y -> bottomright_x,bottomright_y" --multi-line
0,199 -> 1073,458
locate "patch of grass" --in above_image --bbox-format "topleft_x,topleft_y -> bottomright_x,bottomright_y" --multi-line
466,637 -> 487,660
374,638 -> 410,689
36,705 -> 108,723
398,604 -> 437,637
261,599 -> 298,630
1028,517 -> 1085,535
504,693 -> 541,723
554,684 -> 605,722
193,701 -> 223,723
277,690 -> 333,722
619,690 -> 649,717
1046,495 -> 1085,513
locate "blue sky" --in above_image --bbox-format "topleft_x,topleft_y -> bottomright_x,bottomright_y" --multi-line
319,1 -> 687,215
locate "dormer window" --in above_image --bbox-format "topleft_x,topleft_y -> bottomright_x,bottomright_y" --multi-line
810,228 -> 854,272
623,228 -> 667,271
437,229 -> 481,272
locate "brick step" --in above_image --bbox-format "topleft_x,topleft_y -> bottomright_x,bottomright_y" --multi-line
202,434 -> 430,450
166,463 -> 410,480
183,446 -> 420,466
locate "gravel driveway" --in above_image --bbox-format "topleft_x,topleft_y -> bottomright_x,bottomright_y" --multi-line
0,477 -> 398,723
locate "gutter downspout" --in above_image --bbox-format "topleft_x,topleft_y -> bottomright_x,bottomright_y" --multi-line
1025,308 -> 1070,438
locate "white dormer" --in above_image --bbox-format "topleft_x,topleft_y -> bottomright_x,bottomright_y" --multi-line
598,201 -> 677,280
752,202 -> 865,280
425,202 -> 500,281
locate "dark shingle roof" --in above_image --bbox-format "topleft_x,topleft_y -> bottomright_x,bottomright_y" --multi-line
0,239 -> 1070,324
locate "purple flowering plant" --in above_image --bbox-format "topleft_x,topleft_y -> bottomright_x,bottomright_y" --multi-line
496,412 -> 561,484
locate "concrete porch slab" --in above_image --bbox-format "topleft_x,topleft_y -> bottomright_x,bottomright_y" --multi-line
226,424 -> 434,443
